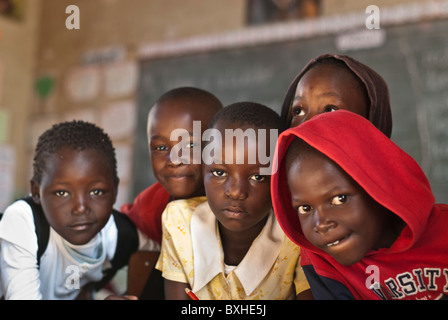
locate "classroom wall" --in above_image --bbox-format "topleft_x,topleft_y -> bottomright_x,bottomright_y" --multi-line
0,0 -> 41,210
0,0 -> 438,210
1,0 -> 247,210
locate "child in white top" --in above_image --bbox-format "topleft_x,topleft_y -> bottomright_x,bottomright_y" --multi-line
0,121 -> 158,299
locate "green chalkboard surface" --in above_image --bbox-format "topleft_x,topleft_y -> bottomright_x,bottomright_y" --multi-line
134,19 -> 448,203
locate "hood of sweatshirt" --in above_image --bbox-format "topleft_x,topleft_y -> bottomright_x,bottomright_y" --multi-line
271,110 -> 435,256
280,53 -> 392,138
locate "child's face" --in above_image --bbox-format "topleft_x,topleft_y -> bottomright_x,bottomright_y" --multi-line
286,150 -> 396,265
289,64 -> 368,127
148,99 -> 213,199
203,122 -> 272,236
31,147 -> 117,245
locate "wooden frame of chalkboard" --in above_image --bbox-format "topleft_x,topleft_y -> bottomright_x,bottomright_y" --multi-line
133,1 -> 448,203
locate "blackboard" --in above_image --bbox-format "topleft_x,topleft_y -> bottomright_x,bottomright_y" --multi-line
134,19 -> 448,203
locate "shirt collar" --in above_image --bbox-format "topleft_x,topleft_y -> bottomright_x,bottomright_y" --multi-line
190,202 -> 284,296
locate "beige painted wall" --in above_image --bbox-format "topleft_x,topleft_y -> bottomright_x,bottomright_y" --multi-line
35,0 -> 248,208
0,0 -> 41,204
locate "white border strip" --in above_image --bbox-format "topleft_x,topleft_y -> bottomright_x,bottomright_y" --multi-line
139,0 -> 448,59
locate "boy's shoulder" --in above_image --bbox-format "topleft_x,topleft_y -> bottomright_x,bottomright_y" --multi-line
0,199 -> 35,244
166,196 -> 207,210
162,196 -> 208,224
121,182 -> 170,213
139,182 -> 170,200
418,203 -> 448,251
1,197 -> 33,215
0,197 -> 51,268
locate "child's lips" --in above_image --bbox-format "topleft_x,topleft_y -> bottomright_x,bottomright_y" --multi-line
68,221 -> 95,231
166,172 -> 192,181
168,175 -> 188,181
323,233 -> 351,249
222,206 -> 247,219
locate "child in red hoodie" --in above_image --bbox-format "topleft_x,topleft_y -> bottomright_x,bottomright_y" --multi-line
271,110 -> 448,300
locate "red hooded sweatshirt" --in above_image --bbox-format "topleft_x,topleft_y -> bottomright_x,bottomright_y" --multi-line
271,110 -> 448,300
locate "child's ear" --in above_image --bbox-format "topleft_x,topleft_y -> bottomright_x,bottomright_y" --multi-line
30,180 -> 41,205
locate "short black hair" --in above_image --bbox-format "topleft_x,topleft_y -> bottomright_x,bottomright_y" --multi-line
208,101 -> 285,132
32,120 -> 118,186
156,86 -> 223,110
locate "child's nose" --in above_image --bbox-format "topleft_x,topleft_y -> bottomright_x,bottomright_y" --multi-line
313,210 -> 337,234
167,149 -> 185,167
72,195 -> 89,215
167,157 -> 182,167
224,177 -> 248,200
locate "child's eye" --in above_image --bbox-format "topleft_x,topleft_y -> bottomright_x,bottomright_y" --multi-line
250,174 -> 266,182
154,145 -> 167,151
297,205 -> 313,215
292,106 -> 305,117
331,195 -> 347,206
186,142 -> 197,149
211,169 -> 226,177
55,190 -> 69,198
90,189 -> 105,196
324,105 -> 339,113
